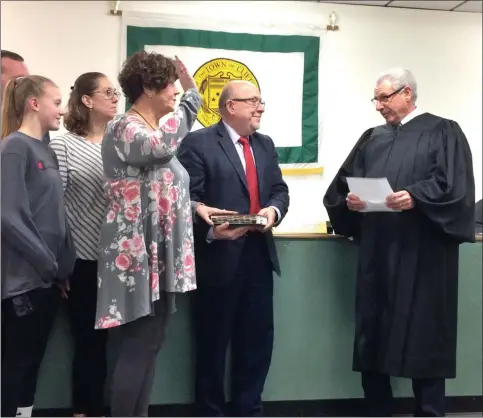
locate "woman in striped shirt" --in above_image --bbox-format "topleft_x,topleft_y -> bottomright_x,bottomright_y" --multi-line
50,72 -> 119,417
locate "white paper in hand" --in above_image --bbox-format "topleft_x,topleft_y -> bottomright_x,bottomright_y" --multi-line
346,177 -> 400,212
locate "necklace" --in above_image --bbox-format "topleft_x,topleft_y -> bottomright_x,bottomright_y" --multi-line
130,108 -> 157,131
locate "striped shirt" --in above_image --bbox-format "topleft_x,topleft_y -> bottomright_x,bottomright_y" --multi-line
50,133 -> 106,260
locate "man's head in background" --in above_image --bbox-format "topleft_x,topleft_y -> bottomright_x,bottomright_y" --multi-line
1,50 -> 51,144
1,50 -> 29,97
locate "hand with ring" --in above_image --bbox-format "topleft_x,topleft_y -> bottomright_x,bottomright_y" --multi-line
385,190 -> 414,210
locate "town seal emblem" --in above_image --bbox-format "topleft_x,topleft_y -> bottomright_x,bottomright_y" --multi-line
193,58 -> 260,127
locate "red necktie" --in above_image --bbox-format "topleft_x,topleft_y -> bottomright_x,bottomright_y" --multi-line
238,137 -> 260,214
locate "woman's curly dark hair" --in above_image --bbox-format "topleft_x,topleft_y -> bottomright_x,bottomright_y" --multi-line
118,51 -> 178,104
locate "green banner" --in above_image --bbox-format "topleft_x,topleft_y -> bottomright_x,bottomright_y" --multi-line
127,26 -> 319,164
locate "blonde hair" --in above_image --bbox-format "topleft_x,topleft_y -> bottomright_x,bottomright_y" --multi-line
1,75 -> 56,139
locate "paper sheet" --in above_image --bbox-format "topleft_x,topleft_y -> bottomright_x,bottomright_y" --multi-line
346,177 -> 400,212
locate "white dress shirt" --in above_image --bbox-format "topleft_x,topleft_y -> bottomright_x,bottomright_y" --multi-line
223,121 -> 257,171
221,121 -> 281,220
400,106 -> 423,125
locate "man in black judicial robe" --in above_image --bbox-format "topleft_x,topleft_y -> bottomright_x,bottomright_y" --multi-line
475,199 -> 482,235
323,68 -> 475,417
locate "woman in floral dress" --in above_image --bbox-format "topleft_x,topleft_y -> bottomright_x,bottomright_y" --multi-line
95,51 -> 201,417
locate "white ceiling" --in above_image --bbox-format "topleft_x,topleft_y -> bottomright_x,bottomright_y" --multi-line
318,0 -> 483,13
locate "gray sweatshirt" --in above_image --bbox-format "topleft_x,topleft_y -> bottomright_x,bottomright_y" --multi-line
1,132 -> 76,299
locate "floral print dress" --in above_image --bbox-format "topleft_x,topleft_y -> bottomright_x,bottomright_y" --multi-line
95,88 -> 201,329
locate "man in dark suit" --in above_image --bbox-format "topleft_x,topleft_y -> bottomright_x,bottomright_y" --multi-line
178,80 -> 289,417
1,50 -> 50,145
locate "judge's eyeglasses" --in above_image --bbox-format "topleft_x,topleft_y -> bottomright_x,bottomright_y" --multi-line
371,86 -> 405,105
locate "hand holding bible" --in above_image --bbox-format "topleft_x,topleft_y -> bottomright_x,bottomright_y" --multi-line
255,207 -> 275,232
213,223 -> 251,240
196,204 -> 237,226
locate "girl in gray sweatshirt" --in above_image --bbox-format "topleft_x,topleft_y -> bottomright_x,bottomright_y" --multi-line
1,75 -> 76,417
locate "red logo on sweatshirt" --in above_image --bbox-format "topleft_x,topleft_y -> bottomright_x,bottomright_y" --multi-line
37,161 -> 45,170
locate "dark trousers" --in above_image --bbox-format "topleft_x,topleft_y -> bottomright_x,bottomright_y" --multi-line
1,286 -> 60,417
66,258 -> 108,416
361,371 -> 446,416
194,233 -> 274,417
110,294 -> 169,417
15,259 -> 108,416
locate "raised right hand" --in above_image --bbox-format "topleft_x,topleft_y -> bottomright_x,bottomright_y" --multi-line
346,192 -> 366,211
174,55 -> 197,92
213,222 -> 250,240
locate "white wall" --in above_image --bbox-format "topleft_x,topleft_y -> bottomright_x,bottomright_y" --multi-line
2,1 -> 481,224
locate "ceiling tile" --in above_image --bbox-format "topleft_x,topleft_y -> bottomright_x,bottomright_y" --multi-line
388,1 -> 465,10
317,0 -> 481,13
318,1 -> 391,6
453,1 -> 483,12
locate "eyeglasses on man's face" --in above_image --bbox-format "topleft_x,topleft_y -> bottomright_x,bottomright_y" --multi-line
230,97 -> 266,108
371,86 -> 405,105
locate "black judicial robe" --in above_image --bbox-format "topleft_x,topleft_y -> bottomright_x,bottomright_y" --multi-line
323,113 -> 475,379
475,199 -> 482,234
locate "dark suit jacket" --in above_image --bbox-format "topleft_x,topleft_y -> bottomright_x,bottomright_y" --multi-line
177,121 -> 289,286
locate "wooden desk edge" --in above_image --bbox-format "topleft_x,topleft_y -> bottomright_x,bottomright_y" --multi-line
274,233 -> 483,241
274,233 -> 345,239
